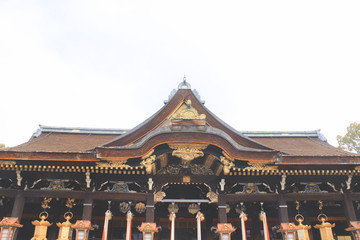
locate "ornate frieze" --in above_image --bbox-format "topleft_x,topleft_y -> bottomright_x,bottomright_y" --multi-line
169,143 -> 208,162
106,181 -> 130,193
96,159 -> 129,168
41,179 -> 70,191
141,155 -> 156,174
157,163 -> 214,175
0,160 -> 16,166
236,183 -> 264,194
300,182 -> 327,193
243,161 -> 278,171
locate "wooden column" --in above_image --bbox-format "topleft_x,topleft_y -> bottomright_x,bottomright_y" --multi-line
343,193 -> 357,223
82,194 -> 93,221
146,193 -> 155,223
218,194 -> 227,223
278,194 -> 289,223
11,191 -> 25,222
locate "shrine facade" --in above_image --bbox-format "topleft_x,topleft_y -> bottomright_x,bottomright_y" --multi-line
1,80 -> 360,240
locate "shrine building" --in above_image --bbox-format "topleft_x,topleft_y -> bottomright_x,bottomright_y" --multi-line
1,79 -> 360,240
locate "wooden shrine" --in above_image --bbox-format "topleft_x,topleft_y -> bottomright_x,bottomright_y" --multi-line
1,79 -> 360,240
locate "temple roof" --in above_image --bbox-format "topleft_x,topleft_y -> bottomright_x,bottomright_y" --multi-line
2,126 -> 356,158
0,80 -> 359,165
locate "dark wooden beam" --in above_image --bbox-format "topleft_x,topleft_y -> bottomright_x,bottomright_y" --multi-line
278,194 -> 289,223
284,193 -> 343,201
145,193 -> 155,222
225,193 -> 277,202
218,194 -> 227,223
11,191 -> 25,221
0,189 -> 148,201
343,193 -> 357,223
82,192 -> 93,221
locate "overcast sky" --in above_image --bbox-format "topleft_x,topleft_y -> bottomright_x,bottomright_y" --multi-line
1,0 -> 359,147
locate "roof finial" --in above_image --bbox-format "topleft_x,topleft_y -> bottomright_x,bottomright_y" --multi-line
178,75 -> 191,89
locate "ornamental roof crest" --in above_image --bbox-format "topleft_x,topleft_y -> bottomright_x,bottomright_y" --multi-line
171,99 -> 206,120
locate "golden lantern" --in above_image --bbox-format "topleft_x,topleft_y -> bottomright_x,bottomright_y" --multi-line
277,223 -> 297,240
0,217 -> 23,240
71,220 -> 94,240
314,214 -> 335,240
31,211 -> 53,240
215,223 -> 236,240
345,221 -> 360,240
56,212 -> 74,240
138,222 -> 158,240
294,214 -> 311,240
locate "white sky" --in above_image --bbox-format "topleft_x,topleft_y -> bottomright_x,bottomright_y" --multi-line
0,0 -> 359,147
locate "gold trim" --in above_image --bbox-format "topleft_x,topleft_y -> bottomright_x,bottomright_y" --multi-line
244,161 -> 278,171
169,143 -> 208,161
96,159 -> 129,168
0,160 -> 16,166
141,155 -> 156,174
171,100 -> 206,120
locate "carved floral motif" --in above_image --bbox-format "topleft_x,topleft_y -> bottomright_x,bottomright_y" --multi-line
169,143 -> 208,161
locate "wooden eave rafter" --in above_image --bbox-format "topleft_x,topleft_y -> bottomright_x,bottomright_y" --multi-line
228,167 -> 360,176
279,155 -> 360,165
0,163 -> 146,174
0,151 -> 98,162
103,89 -> 273,151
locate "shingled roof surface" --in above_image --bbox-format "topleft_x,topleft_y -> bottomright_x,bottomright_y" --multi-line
4,132 -> 119,152
2,128 -> 357,158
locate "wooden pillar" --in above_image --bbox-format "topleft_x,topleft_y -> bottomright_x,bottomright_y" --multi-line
343,193 -> 357,223
218,194 -> 227,223
146,193 -> 155,223
82,194 -> 93,221
278,194 -> 289,223
10,191 -> 25,222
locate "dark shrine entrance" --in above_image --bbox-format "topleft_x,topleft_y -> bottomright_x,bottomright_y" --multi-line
155,183 -> 217,240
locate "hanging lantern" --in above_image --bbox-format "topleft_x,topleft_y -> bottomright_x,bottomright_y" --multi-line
294,214 -> 311,240
277,223 -> 297,240
56,212 -> 74,240
71,220 -> 94,240
0,217 -> 23,240
345,221 -> 360,240
31,211 -> 53,240
138,222 -> 158,240
215,223 -> 236,240
314,214 -> 335,240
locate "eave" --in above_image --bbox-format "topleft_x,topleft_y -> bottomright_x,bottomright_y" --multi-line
279,155 -> 360,165
97,130 -> 279,162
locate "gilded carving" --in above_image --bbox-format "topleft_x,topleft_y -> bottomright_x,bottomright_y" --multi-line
169,143 -> 208,161
154,191 -> 166,202
96,159 -> 129,168
141,155 -> 156,174
171,100 -> 206,120
135,202 -> 146,214
244,161 -> 278,171
41,179 -> 70,191
157,163 -> 214,175
0,160 -> 16,166
206,191 -> 218,203
106,181 -> 130,192
41,198 -> 52,210
220,153 -> 235,175
236,183 -> 264,194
